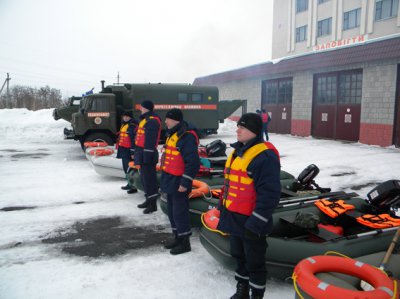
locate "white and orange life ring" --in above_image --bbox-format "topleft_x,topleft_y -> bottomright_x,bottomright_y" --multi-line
88,148 -> 114,157
84,141 -> 108,148
189,179 -> 210,199
201,208 -> 227,236
293,255 -> 397,299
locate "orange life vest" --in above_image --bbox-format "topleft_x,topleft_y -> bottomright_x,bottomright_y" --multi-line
161,130 -> 198,176
118,123 -> 132,148
135,115 -> 161,148
314,199 -> 355,218
356,214 -> 400,229
222,142 -> 279,216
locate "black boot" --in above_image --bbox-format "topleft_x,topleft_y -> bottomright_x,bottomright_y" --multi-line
127,188 -> 138,194
251,294 -> 263,299
230,282 -> 250,299
143,201 -> 157,214
121,184 -> 130,190
164,234 -> 179,249
137,200 -> 148,208
170,236 -> 191,255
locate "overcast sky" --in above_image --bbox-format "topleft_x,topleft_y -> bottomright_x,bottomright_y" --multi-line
0,0 -> 273,98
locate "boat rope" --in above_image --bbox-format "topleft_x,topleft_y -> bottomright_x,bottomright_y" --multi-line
200,212 -> 228,236
189,184 -> 213,200
323,250 -> 351,259
291,272 -> 305,299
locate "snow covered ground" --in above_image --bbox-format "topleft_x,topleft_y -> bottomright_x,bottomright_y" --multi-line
1,108 -> 400,299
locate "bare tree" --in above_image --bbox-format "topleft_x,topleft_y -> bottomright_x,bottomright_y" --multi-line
0,85 -> 64,110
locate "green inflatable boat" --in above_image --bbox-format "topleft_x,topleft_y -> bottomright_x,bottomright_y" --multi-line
199,180 -> 400,281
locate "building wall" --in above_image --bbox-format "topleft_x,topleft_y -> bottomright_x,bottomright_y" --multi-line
360,59 -> 399,145
212,58 -> 400,146
272,0 -> 400,59
217,78 -> 264,117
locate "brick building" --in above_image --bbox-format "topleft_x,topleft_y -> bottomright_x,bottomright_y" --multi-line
193,0 -> 400,147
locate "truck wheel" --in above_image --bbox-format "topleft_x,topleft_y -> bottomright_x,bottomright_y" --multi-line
83,133 -> 114,150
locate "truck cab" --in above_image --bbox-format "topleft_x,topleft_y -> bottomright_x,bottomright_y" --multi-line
72,93 -> 118,147
53,96 -> 82,122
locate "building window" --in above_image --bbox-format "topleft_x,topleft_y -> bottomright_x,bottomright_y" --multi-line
178,93 -> 188,102
375,0 -> 399,20
191,93 -> 202,102
318,0 -> 329,4
343,8 -> 361,30
316,75 -> 337,104
317,18 -> 332,37
296,25 -> 308,42
296,0 -> 308,13
263,78 -> 293,106
278,79 -> 293,104
339,72 -> 363,104
265,81 -> 278,104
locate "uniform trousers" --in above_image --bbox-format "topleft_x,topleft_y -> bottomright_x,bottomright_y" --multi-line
230,234 -> 268,295
166,191 -> 191,236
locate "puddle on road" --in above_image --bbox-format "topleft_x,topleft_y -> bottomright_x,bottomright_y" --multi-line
10,153 -> 50,159
0,149 -> 24,152
1,206 -> 37,211
331,171 -> 357,177
348,181 -> 379,191
42,217 -> 171,257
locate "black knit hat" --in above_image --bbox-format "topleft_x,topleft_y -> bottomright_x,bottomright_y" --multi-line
165,108 -> 183,122
122,110 -> 133,118
237,113 -> 263,135
141,100 -> 154,111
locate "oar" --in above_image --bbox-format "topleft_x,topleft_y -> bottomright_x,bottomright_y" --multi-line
279,191 -> 348,205
278,192 -> 358,209
360,226 -> 400,290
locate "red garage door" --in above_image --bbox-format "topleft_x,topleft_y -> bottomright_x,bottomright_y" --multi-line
312,70 -> 362,141
261,78 -> 292,134
394,65 -> 400,148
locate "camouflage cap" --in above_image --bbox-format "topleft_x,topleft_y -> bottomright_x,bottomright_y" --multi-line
293,212 -> 320,229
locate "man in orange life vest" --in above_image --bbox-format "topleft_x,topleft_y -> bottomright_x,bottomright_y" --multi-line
134,100 -> 161,214
217,113 -> 281,299
160,108 -> 200,255
117,110 -> 138,194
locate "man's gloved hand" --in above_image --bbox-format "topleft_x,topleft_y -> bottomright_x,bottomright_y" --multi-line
244,229 -> 260,240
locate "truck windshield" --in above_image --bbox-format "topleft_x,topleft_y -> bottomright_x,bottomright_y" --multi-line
89,98 -> 109,112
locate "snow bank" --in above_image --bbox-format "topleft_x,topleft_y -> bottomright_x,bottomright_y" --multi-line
0,108 -> 70,141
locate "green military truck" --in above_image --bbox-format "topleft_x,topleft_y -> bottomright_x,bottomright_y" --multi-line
53,96 -> 82,122
69,82 -> 246,147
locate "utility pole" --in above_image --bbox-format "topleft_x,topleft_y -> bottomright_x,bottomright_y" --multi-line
117,72 -> 120,84
0,73 -> 11,108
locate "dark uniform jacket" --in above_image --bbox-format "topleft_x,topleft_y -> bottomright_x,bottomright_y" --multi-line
217,134 -> 281,237
116,119 -> 137,159
134,111 -> 161,166
160,121 -> 200,194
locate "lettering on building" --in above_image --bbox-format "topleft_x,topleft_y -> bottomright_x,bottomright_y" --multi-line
314,35 -> 366,51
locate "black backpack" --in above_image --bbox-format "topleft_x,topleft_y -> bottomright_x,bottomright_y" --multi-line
205,139 -> 227,157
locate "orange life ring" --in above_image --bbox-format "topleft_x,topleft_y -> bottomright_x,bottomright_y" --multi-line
88,148 -> 114,157
201,208 -> 227,236
84,141 -> 108,148
293,255 -> 396,299
189,179 -> 210,199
